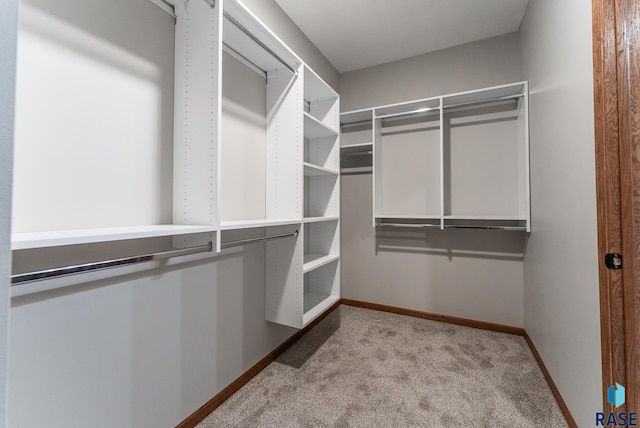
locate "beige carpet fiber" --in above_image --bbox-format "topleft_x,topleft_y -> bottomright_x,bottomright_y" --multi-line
198,305 -> 568,427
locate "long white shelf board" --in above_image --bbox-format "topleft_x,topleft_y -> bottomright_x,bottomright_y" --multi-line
341,167 -> 372,174
303,254 -> 339,274
303,216 -> 339,224
376,215 -> 441,220
303,293 -> 340,326
443,215 -> 527,221
12,225 -> 217,250
304,112 -> 339,139
341,142 -> 373,150
303,162 -> 339,176
220,218 -> 301,230
340,109 -> 373,125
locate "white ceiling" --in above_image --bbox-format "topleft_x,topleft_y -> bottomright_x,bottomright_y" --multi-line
274,0 -> 530,73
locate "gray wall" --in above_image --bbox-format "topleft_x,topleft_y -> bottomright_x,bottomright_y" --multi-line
339,34 -> 526,328
520,0 -> 602,425
340,33 -> 521,112
7,0 -> 336,426
240,0 -> 339,91
0,0 -> 18,424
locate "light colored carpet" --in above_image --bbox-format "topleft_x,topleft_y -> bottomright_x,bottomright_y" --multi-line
198,305 -> 568,427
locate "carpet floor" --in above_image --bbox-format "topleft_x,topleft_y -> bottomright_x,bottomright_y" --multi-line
197,305 -> 568,427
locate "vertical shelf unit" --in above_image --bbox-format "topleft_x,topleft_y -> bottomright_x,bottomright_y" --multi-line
346,82 -> 529,232
441,83 -> 529,231
174,0 -> 304,251
173,0 -> 340,328
340,109 -> 374,173
12,0 -> 340,326
301,65 -> 340,326
374,98 -> 442,228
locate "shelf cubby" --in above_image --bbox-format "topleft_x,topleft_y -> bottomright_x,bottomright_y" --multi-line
302,220 -> 339,273
304,175 -> 339,219
303,259 -> 340,325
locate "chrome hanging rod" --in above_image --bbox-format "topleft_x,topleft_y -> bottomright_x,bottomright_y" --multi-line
340,119 -> 373,129
375,106 -> 440,121
221,230 -> 298,249
443,94 -> 523,110
223,43 -> 267,79
343,151 -> 372,157
444,225 -> 526,231
376,223 -> 440,229
223,13 -> 297,75
11,242 -> 213,286
371,93 -> 524,123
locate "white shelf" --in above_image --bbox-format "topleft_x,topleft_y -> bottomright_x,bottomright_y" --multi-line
303,162 -> 339,176
303,216 -> 339,223
341,142 -> 373,156
442,81 -> 527,108
444,215 -> 527,221
12,225 -> 217,250
341,167 -> 372,174
220,218 -> 301,230
303,254 -> 339,274
376,215 -> 441,220
340,109 -> 373,126
304,112 -> 338,139
223,0 -> 300,74
341,142 -> 373,150
303,293 -> 340,325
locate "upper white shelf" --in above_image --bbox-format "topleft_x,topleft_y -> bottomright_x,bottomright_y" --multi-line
304,112 -> 338,139
340,108 -> 373,126
341,142 -> 373,156
444,215 -> 527,221
303,216 -> 339,223
223,0 -> 300,73
303,162 -> 339,176
442,81 -> 526,108
303,253 -> 339,274
219,218 -> 301,230
12,225 -> 217,250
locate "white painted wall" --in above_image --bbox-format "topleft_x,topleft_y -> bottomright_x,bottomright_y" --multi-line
520,0 -> 602,426
339,34 -> 526,328
7,0 -> 338,426
0,0 -> 18,425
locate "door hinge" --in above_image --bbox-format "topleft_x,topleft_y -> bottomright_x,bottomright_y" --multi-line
605,253 -> 623,269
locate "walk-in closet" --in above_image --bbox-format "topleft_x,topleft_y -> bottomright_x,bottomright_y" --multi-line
0,0 -> 608,426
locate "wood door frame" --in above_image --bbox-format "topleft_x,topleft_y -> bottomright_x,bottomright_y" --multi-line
593,0 -> 639,413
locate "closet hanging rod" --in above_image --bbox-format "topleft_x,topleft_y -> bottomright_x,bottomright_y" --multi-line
444,225 -> 526,231
11,242 -> 213,286
221,230 -> 298,249
223,13 -> 298,75
340,119 -> 373,129
375,106 -> 440,121
223,43 -> 267,78
343,151 -> 372,157
442,94 -> 523,110
375,223 -> 440,229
